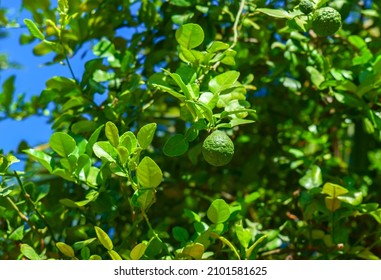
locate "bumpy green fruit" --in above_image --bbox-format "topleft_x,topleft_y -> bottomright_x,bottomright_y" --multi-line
312,7 -> 342,37
202,130 -> 234,167
299,0 -> 314,15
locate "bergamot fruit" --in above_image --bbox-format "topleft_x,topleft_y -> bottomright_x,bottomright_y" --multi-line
311,7 -> 342,37
299,0 -> 315,15
202,130 -> 234,167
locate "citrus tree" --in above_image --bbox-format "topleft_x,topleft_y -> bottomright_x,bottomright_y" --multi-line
1,0 -> 381,260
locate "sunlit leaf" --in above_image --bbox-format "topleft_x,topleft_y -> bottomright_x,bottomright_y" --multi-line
50,132 -> 76,157
207,199 -> 230,224
20,244 -> 42,260
322,183 -> 349,198
130,242 -> 147,260
105,121 -> 119,147
257,8 -> 292,19
56,242 -> 75,258
299,165 -> 323,190
175,23 -> 204,49
23,19 -> 45,40
137,157 -> 162,188
137,123 -> 157,149
94,226 -> 113,251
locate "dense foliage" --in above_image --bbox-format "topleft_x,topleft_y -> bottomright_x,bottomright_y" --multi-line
1,0 -> 381,260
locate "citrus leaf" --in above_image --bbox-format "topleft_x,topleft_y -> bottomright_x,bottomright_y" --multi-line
23,149 -> 53,173
325,197 -> 341,212
175,23 -> 204,49
108,250 -> 122,260
137,157 -> 162,188
9,225 -> 24,241
299,165 -> 323,190
137,123 -> 157,149
322,182 -> 349,198
93,141 -> 117,162
182,243 -> 204,259
120,131 -> 137,153
130,242 -> 147,260
105,121 -> 119,147
20,244 -> 42,260
49,132 -> 76,157
172,226 -> 189,242
94,226 -> 113,251
163,134 -> 189,157
23,19 -> 45,40
56,242 -> 75,258
257,8 -> 292,19
207,199 -> 230,224
209,71 -> 240,94
86,124 -> 105,156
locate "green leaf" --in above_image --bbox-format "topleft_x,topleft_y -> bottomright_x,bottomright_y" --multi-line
229,118 -> 255,127
105,121 -> 119,147
86,124 -> 105,156
306,66 -> 325,88
20,244 -> 42,260
235,222 -> 252,249
299,165 -> 323,190
23,19 -> 45,40
257,8 -> 292,19
207,199 -> 230,224
175,23 -> 204,49
93,141 -> 117,162
56,242 -> 75,258
9,225 -> 24,241
322,182 -> 349,198
120,131 -> 137,154
137,157 -> 163,188
338,192 -> 363,206
214,235 -> 240,260
163,134 -> 189,157
130,242 -> 147,260
182,243 -> 204,260
1,75 -> 15,110
148,73 -> 186,101
163,69 -> 193,100
246,235 -> 267,260
209,71 -> 240,94
132,189 -> 156,210
172,226 -> 190,242
108,250 -> 123,260
369,209 -> 381,224
207,41 -> 230,53
137,123 -> 157,149
73,238 -> 97,250
94,226 -> 113,251
50,132 -> 76,157
58,0 -> 69,14
325,197 -> 341,212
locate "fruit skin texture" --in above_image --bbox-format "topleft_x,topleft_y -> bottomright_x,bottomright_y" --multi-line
299,0 -> 314,15
202,130 -> 234,167
311,7 -> 342,37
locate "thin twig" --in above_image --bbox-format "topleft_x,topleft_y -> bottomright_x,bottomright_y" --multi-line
231,0 -> 246,49
14,171 -> 57,243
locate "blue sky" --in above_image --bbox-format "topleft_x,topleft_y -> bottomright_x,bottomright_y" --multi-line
0,0 -> 91,157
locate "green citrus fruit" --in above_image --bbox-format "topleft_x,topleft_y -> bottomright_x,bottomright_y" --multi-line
202,130 -> 234,166
299,0 -> 315,15
311,7 -> 342,37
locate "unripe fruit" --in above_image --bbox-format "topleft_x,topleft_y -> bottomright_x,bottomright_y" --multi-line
299,0 -> 314,15
202,130 -> 234,167
311,7 -> 342,37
